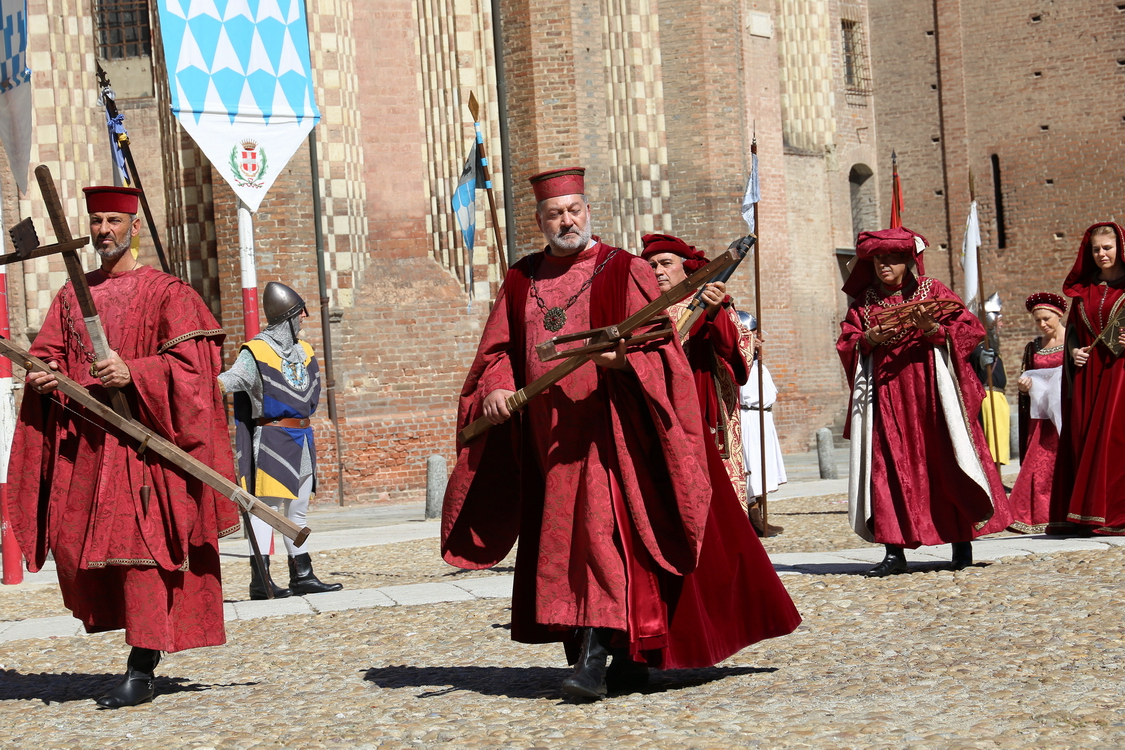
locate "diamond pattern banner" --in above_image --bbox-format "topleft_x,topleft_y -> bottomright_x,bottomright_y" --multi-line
156,0 -> 320,211
0,0 -> 31,195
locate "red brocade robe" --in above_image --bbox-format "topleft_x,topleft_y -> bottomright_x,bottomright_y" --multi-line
8,266 -> 239,651
838,275 -> 1010,547
1057,278 -> 1125,534
442,242 -> 800,668
1009,342 -> 1064,534
667,297 -> 751,508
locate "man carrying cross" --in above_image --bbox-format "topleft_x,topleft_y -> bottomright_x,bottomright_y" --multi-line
7,185 -> 240,708
442,168 -> 799,701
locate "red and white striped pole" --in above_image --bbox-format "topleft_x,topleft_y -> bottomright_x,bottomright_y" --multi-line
238,199 -> 260,338
0,220 -> 23,584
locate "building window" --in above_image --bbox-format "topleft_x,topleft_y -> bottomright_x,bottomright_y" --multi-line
841,19 -> 873,102
94,1 -> 152,61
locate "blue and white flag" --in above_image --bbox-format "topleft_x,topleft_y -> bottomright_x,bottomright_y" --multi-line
104,110 -> 130,186
156,0 -> 321,211
0,0 -> 31,195
452,141 -> 480,254
741,151 -> 759,233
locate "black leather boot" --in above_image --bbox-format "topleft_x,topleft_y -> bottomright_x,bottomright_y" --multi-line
606,648 -> 649,692
249,556 -> 292,600
865,544 -> 908,577
561,628 -> 611,699
96,647 -> 161,708
951,541 -> 973,570
288,553 -> 343,595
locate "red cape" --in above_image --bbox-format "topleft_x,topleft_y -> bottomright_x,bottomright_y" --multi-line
8,266 -> 238,651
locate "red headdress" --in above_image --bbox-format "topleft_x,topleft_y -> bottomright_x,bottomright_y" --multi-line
529,167 -> 586,203
1062,222 -> 1125,298
842,226 -> 929,297
1024,292 -> 1067,315
83,186 -> 142,215
640,233 -> 708,273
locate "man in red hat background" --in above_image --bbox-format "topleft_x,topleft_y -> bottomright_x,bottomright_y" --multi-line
837,226 -> 1010,577
641,232 -> 782,536
7,185 -> 239,708
442,169 -> 799,700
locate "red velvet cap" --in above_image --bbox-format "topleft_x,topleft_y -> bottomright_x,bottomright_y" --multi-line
83,186 -> 142,215
529,167 -> 585,203
1025,292 -> 1067,315
855,226 -> 928,259
641,233 -> 708,273
843,226 -> 929,297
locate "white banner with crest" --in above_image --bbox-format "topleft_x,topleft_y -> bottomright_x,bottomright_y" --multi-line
156,0 -> 320,211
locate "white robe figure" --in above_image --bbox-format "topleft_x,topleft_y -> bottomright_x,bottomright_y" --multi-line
740,361 -> 787,496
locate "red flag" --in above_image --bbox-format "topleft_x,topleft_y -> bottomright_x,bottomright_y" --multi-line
890,151 -> 903,228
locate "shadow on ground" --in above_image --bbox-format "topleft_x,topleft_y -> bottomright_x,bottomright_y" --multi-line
0,669 -> 259,704
363,664 -> 775,701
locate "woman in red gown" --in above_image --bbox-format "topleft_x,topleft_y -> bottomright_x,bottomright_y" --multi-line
1009,293 -> 1067,533
1056,222 -> 1125,534
837,227 -> 1009,576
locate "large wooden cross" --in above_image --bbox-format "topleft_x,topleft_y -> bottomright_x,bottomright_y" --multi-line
0,166 -> 308,545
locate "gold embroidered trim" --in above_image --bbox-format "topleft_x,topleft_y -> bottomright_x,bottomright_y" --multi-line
158,328 -> 225,354
1036,344 -> 1064,355
1067,512 -> 1106,523
1007,521 -> 1048,534
218,522 -> 242,539
86,557 -> 191,571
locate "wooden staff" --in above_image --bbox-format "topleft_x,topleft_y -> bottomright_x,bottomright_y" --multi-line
467,92 -> 508,276
95,60 -> 171,275
34,166 -> 133,419
458,246 -> 741,444
751,138 -> 772,536
0,337 -> 309,544
970,171 -> 1002,472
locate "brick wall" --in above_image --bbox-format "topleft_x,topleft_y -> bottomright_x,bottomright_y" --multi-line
870,0 -> 1125,390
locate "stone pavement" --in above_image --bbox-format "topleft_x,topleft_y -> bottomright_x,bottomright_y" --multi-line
2,453 -> 1123,748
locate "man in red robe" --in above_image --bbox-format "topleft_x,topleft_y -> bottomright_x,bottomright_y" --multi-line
8,186 -> 239,708
641,233 -> 782,535
442,168 -> 800,700
837,227 -> 1010,576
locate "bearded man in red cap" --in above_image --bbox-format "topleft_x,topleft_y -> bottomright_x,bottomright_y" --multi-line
8,186 -> 238,708
641,233 -> 781,535
442,169 -> 799,701
837,227 -> 1010,576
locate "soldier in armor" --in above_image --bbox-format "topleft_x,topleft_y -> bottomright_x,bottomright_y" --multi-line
218,282 -> 343,599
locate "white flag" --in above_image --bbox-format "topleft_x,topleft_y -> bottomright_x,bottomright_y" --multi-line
960,200 -> 981,313
156,0 -> 320,211
0,0 -> 31,195
741,152 -> 759,233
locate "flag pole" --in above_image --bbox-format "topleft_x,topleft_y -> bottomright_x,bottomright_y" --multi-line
95,60 -> 171,276
468,92 -> 508,277
971,171 -> 1002,472
751,137 -> 772,536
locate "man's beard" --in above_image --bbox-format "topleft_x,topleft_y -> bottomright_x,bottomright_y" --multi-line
97,235 -> 132,261
548,221 -> 593,253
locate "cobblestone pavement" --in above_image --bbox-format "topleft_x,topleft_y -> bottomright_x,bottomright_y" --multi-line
0,492 -> 1123,749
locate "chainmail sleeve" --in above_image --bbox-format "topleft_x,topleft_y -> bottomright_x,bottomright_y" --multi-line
217,348 -> 264,418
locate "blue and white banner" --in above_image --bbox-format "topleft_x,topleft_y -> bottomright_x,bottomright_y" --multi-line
740,151 -> 759,233
0,0 -> 31,195
156,0 -> 320,211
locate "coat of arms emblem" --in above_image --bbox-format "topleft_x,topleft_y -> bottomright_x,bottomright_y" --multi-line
230,138 -> 268,188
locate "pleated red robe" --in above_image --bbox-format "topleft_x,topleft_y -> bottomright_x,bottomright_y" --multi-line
8,266 -> 240,652
838,275 -> 1010,547
1056,222 -> 1125,534
442,241 -> 800,668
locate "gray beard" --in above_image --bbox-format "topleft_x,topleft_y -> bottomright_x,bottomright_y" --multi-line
97,235 -> 132,261
548,222 -> 592,254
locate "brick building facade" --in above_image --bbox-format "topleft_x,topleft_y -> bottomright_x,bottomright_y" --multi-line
8,0 -> 1116,504
868,0 -> 1125,376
